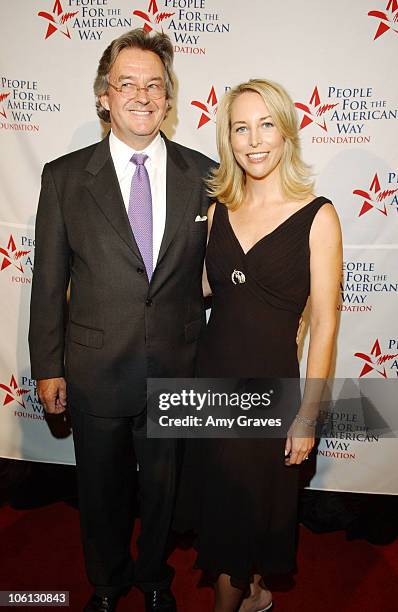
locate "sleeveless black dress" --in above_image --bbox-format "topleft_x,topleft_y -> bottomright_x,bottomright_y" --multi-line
176,197 -> 331,589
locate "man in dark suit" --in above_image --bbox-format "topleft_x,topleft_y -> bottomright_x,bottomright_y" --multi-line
29,29 -> 213,612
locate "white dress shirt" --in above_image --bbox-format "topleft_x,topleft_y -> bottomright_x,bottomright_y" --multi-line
109,130 -> 167,266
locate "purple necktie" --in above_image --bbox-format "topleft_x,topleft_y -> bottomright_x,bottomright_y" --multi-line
128,153 -> 153,281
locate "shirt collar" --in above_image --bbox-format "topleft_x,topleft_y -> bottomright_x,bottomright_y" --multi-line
109,130 -> 164,177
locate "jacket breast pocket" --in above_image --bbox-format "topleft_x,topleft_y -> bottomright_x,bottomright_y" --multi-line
69,321 -> 104,349
184,319 -> 203,344
189,219 -> 208,234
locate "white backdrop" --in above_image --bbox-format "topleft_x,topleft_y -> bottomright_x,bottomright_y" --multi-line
0,0 -> 397,492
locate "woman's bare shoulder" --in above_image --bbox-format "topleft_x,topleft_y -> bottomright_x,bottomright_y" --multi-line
310,199 -> 342,246
207,202 -> 217,228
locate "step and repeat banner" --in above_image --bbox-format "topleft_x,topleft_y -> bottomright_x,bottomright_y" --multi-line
0,1 -> 397,491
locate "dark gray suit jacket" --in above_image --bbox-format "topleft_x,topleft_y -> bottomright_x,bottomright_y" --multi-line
29,133 -> 214,417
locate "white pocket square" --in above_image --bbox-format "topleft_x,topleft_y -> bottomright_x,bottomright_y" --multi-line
195,215 -> 207,222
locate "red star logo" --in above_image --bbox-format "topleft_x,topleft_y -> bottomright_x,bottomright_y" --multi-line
0,375 -> 29,408
0,92 -> 10,119
353,173 -> 398,217
191,86 -> 218,129
354,339 -> 398,378
38,0 -> 78,40
133,0 -> 174,33
0,235 -> 31,274
368,0 -> 398,40
295,86 -> 338,132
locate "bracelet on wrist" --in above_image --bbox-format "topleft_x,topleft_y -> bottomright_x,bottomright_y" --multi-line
294,414 -> 317,427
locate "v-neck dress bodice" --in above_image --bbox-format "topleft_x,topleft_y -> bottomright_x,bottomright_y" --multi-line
197,197 -> 331,378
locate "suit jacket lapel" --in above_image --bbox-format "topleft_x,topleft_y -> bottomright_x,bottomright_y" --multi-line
84,135 -> 143,263
157,135 -> 193,265
84,134 -> 194,275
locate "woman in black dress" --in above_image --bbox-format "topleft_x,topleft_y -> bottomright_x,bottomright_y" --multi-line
178,79 -> 342,612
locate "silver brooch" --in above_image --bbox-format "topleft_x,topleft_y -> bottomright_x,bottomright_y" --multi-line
231,269 -> 246,285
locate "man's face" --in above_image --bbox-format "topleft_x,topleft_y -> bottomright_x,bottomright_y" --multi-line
100,47 -> 169,150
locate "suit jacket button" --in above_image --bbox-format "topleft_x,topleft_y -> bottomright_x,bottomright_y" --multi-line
146,298 -> 153,307
137,267 -> 144,275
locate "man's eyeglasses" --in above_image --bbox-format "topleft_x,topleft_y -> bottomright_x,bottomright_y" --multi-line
108,81 -> 166,100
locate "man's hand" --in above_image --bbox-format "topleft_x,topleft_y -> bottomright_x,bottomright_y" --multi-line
37,377 -> 67,414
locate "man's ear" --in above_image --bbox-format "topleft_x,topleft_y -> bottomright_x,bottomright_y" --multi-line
164,98 -> 172,118
99,94 -> 110,111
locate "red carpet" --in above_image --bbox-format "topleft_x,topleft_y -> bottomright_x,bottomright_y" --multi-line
1,501 -> 398,611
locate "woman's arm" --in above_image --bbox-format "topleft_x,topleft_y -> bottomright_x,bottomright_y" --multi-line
285,203 -> 342,465
202,203 -> 216,298
306,203 -> 342,378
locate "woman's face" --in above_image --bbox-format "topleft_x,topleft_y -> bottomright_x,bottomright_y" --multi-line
230,91 -> 284,181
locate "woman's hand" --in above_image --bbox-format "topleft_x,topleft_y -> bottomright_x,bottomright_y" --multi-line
284,431 -> 315,465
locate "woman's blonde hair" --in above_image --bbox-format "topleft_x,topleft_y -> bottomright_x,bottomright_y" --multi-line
207,79 -> 314,209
